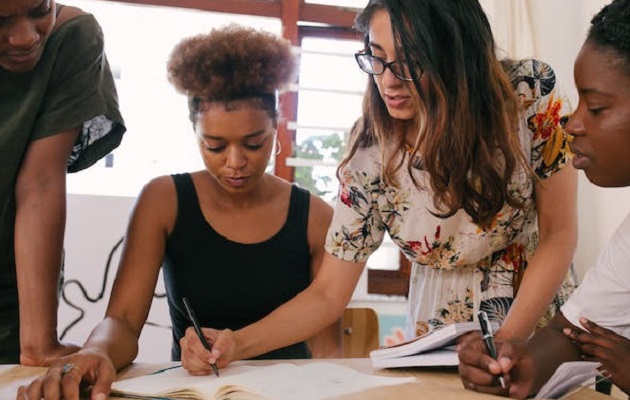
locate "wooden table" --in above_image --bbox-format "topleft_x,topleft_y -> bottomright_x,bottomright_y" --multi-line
0,358 -> 613,399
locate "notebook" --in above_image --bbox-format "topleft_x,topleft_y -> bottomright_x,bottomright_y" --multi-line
370,321 -> 498,368
110,362 -> 416,400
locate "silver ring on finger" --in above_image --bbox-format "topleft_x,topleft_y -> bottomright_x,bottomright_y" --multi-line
61,363 -> 80,377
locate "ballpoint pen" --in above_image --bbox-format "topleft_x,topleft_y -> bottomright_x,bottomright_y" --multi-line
478,310 -> 506,389
182,297 -> 220,377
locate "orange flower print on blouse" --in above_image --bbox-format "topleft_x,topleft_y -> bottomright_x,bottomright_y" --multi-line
528,94 -> 572,174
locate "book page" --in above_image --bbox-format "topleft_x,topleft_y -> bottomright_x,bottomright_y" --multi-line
370,321 -> 498,361
215,385 -> 268,400
534,361 -> 599,399
111,364 -> 264,399
111,362 -> 417,400
371,347 -> 459,369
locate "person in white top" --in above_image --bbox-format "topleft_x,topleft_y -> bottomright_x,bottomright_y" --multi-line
561,215 -> 630,341
458,0 -> 630,397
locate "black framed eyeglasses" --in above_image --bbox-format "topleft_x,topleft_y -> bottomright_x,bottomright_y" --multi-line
354,52 -> 421,82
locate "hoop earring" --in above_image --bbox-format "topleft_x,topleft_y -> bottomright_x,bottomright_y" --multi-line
275,139 -> 282,156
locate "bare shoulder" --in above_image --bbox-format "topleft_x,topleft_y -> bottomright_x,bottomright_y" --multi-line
134,175 -> 177,231
139,175 -> 176,201
308,192 -> 333,221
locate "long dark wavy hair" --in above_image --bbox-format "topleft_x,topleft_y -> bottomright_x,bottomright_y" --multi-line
339,0 -> 527,228
587,0 -> 630,71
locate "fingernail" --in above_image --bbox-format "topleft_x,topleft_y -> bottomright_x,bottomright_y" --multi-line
94,393 -> 107,400
563,327 -> 572,335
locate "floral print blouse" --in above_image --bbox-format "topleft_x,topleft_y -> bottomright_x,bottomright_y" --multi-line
325,59 -> 577,339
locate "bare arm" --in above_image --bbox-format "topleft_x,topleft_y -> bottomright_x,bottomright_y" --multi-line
15,129 -> 80,366
523,313 -> 583,395
22,178 -> 176,400
82,176 -> 176,369
208,252 -> 365,364
18,177 -> 176,400
305,195 -> 342,358
497,165 -> 578,341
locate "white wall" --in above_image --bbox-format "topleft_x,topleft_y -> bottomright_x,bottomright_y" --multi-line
61,194 -> 172,362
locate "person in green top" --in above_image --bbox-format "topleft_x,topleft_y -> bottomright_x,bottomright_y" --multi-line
0,0 -> 125,365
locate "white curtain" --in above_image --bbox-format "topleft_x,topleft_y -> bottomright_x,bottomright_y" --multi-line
480,0 -> 536,60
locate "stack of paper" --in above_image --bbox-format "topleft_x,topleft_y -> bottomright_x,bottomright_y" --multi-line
535,361 -> 600,399
370,321 -> 498,369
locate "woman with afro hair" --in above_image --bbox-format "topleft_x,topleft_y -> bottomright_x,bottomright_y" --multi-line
19,25 -> 341,400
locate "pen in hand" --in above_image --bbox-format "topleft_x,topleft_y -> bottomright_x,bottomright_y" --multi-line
182,297 -> 220,377
478,311 -> 506,389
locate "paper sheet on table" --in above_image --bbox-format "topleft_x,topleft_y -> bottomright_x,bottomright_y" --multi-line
111,361 -> 417,400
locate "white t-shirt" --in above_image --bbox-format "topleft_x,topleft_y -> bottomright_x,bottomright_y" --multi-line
561,212 -> 630,339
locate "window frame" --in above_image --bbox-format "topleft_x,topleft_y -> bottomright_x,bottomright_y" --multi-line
294,25 -> 409,297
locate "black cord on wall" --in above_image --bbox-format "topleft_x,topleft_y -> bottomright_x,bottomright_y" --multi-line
59,236 -> 170,340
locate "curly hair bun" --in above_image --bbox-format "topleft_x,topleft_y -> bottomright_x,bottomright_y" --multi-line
167,24 -> 296,101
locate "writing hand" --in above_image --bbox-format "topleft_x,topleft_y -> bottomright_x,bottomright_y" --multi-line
209,328 -> 237,366
457,331 -> 509,396
457,331 -> 536,398
180,326 -> 224,375
564,318 -> 630,395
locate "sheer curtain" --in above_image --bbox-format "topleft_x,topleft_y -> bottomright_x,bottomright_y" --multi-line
480,0 -> 536,59
480,0 -> 630,285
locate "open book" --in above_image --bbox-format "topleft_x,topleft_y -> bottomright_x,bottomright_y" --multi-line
370,321 -> 498,369
111,362 -> 416,400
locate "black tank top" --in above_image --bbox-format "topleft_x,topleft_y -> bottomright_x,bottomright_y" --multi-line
163,173 -> 312,360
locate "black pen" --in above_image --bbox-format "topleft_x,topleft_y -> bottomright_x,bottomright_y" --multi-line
182,297 -> 220,377
478,311 -> 506,389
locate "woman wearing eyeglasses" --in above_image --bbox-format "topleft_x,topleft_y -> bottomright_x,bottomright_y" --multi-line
337,0 -> 579,341
165,0 -> 579,371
